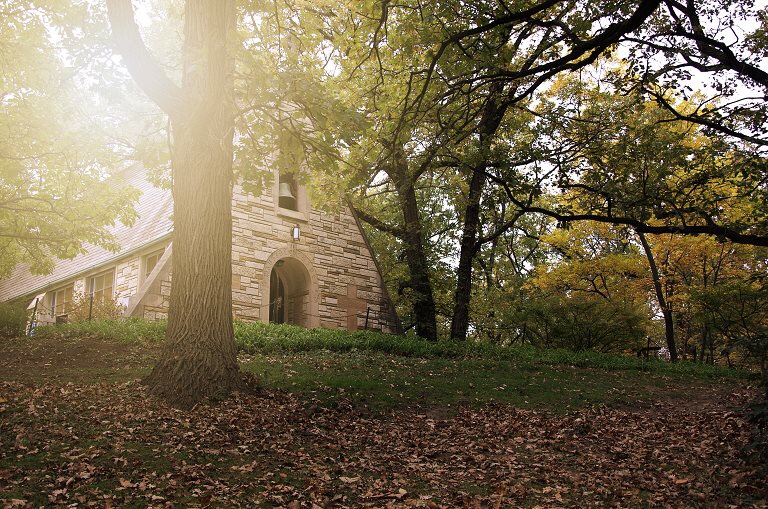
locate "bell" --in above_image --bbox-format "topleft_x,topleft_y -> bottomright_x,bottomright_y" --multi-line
279,182 -> 296,200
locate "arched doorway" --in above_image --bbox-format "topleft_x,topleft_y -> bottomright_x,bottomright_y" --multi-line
268,257 -> 311,327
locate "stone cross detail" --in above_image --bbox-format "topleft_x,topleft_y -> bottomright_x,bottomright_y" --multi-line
337,284 -> 368,331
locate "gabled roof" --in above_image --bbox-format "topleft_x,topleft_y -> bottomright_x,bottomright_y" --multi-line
0,165 -> 173,303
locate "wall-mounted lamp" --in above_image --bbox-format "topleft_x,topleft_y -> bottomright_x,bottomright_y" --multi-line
292,224 -> 301,241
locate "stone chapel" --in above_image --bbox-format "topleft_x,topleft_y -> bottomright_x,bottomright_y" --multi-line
0,164 -> 400,333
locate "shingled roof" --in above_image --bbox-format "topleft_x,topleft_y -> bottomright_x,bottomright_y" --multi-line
0,165 -> 173,303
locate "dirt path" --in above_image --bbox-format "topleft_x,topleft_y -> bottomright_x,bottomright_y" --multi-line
0,336 -> 160,384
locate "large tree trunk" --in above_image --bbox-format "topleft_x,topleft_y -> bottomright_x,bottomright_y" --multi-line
109,0 -> 240,408
145,108 -> 240,408
389,146 -> 438,341
637,231 -> 679,362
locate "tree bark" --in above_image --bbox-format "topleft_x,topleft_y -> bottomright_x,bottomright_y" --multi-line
449,164 -> 485,341
450,86 -> 508,341
109,0 -> 240,408
388,146 -> 438,341
637,231 -> 679,362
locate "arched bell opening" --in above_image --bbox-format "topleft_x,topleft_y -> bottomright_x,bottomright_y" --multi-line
268,257 -> 311,327
278,173 -> 298,211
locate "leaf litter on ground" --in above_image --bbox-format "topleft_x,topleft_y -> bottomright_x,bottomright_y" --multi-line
1,379 -> 766,508
0,332 -> 766,507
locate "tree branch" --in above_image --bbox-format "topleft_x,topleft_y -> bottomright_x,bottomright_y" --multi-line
106,0 -> 185,120
484,170 -> 768,247
349,204 -> 405,238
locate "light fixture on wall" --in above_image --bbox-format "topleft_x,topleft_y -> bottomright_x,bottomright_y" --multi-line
292,224 -> 300,241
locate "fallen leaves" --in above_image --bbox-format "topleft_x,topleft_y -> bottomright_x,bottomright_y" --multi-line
118,479 -> 135,489
0,380 -> 766,507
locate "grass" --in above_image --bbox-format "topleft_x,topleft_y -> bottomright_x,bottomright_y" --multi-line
239,349 -> 735,413
33,317 -> 166,343
243,351 -> 593,412
23,318 -> 756,415
32,318 -> 758,380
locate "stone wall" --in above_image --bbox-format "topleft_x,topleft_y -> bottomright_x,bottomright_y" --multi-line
142,276 -> 171,321
115,259 -> 140,305
228,183 -> 399,333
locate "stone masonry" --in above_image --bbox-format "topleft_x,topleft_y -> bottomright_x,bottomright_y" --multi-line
121,182 -> 397,332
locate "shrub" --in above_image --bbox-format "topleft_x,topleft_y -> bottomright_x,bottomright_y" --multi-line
0,302 -> 28,338
695,281 -> 768,398
67,295 -> 126,322
513,294 -> 648,353
34,318 -> 166,343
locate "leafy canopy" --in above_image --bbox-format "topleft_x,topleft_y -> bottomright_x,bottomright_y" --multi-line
0,1 -> 140,278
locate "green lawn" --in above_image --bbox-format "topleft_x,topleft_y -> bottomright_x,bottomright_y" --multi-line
240,350 -> 724,413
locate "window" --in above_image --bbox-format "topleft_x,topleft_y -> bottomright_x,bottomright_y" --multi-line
89,269 -> 114,303
51,285 -> 74,317
144,249 -> 164,279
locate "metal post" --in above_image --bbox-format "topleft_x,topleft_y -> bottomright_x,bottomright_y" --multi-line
364,306 -> 370,330
27,298 -> 39,336
88,294 -> 94,321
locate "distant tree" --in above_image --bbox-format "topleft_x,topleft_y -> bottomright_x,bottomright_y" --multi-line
514,292 -> 649,353
470,195 -> 549,343
648,233 -> 768,364
524,215 -> 768,362
531,223 -> 648,303
697,280 -> 768,399
507,222 -> 650,351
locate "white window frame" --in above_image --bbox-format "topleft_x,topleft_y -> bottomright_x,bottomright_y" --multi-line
89,268 -> 115,303
51,284 -> 74,317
